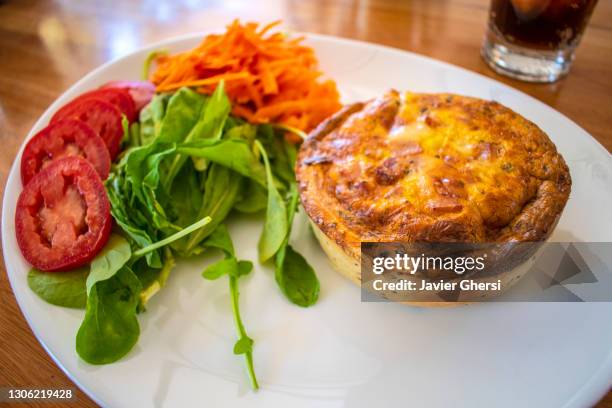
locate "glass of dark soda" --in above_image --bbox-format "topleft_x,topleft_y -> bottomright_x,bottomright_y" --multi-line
482,0 -> 598,82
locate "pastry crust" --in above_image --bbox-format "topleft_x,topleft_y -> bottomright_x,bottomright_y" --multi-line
296,91 -> 571,267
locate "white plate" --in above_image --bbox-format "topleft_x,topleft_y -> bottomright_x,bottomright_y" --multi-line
3,33 -> 612,408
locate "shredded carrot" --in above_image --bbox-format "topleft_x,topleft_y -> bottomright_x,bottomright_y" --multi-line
150,20 -> 341,133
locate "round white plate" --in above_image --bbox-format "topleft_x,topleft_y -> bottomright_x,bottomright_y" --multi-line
3,33 -> 612,408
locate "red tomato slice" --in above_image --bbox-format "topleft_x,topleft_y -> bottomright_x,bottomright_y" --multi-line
101,81 -> 155,112
52,88 -> 136,123
21,120 -> 111,186
15,157 -> 112,272
50,98 -> 124,159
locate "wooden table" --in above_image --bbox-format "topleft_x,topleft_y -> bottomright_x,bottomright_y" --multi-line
0,1 -> 610,407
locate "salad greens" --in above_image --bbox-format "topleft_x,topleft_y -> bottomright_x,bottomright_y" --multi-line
28,267 -> 88,309
256,140 -> 288,263
202,225 -> 258,389
27,81 -> 320,389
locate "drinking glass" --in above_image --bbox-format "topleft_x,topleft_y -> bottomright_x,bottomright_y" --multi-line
481,0 -> 598,83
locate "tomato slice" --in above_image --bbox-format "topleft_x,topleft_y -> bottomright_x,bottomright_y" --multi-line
101,80 -> 155,112
52,88 -> 136,123
50,98 -> 124,159
15,157 -> 112,272
21,120 -> 111,186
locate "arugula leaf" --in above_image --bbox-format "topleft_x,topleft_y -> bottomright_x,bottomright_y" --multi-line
200,225 -> 258,390
28,267 -> 88,309
255,140 -> 288,262
76,266 -> 142,364
237,260 -> 254,277
86,234 -> 132,294
228,271 -> 257,389
233,335 -> 254,355
202,258 -> 237,280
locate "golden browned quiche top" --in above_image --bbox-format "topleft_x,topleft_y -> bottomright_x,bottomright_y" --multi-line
296,90 -> 571,256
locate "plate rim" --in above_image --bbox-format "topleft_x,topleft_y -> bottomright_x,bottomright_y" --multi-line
2,31 -> 611,408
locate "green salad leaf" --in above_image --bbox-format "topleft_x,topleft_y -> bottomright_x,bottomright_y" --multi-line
86,234 -> 132,294
177,139 -> 266,187
139,93 -> 170,146
255,140 -> 288,262
76,216 -> 211,364
28,267 -> 88,309
30,82 -> 321,389
202,225 -> 258,389
179,165 -> 242,255
76,266 -> 142,364
274,183 -> 320,306
165,82 -> 231,185
158,87 -> 206,144
234,179 -> 267,213
275,244 -> 320,307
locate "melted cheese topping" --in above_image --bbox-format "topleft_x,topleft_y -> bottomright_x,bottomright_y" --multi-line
297,91 -> 570,247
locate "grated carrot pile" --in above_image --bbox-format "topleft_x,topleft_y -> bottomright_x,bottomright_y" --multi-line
150,20 -> 342,134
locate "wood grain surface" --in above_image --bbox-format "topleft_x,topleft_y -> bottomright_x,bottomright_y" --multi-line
0,1 -> 610,407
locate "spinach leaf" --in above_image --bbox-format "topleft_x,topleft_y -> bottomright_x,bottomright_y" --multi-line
164,83 -> 231,188
178,165 -> 242,256
76,266 -> 142,364
168,161 -> 203,227
86,234 -> 132,294
257,124 -> 295,187
234,179 -> 267,213
139,93 -> 170,146
275,244 -> 320,307
75,216 -> 211,364
255,140 -> 288,262
176,139 -> 266,187
27,267 -> 88,309
157,87 -> 205,144
201,225 -> 259,390
274,183 -> 320,307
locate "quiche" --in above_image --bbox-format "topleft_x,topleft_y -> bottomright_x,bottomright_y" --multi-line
296,90 -> 571,286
